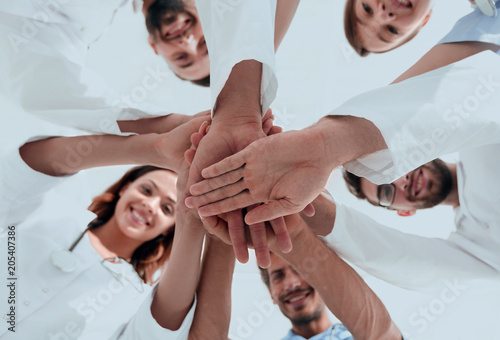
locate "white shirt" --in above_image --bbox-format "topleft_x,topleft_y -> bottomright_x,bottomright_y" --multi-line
0,147 -> 194,339
324,19 -> 500,293
0,0 -> 166,135
195,0 -> 278,115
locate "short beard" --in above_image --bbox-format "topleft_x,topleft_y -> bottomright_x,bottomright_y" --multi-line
287,305 -> 324,326
145,0 -> 187,39
414,159 -> 452,209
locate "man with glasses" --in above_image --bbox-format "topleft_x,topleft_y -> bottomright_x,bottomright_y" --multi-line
343,159 -> 457,217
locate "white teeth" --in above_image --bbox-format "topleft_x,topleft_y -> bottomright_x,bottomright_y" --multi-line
288,294 -> 307,303
417,176 -> 423,193
132,210 -> 147,224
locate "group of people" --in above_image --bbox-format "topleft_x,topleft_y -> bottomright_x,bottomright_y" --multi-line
1,0 -> 500,339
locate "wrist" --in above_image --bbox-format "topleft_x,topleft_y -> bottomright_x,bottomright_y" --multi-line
314,115 -> 386,169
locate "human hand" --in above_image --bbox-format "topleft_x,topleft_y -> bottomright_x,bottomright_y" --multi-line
151,115 -> 211,173
185,109 -> 290,267
186,127 -> 332,226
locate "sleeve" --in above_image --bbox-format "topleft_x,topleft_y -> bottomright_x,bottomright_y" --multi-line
112,289 -> 196,340
194,0 -> 278,115
323,203 -> 500,294
0,146 -> 67,226
330,51 -> 500,184
438,1 -> 500,46
0,12 -> 166,135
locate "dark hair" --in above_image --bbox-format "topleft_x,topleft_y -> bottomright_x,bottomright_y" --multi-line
87,165 -> 176,285
343,0 -> 422,57
342,169 -> 367,200
145,0 -> 185,41
259,266 -> 271,289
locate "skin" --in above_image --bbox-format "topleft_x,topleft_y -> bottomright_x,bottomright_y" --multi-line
266,253 -> 331,339
144,0 -> 301,81
88,170 -> 177,261
353,0 -> 433,53
359,161 -> 459,216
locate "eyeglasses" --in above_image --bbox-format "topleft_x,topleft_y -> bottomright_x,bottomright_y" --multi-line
377,183 -> 396,208
101,257 -> 144,293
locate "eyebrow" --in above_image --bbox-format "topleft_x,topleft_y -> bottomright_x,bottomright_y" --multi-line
146,179 -> 177,203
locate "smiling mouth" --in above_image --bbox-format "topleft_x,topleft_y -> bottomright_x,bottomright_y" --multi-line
412,169 -> 426,197
283,289 -> 312,307
165,18 -> 192,39
389,0 -> 413,9
130,207 -> 149,226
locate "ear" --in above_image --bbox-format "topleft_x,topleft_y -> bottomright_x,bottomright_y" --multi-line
421,9 -> 432,28
148,36 -> 158,55
397,209 -> 416,217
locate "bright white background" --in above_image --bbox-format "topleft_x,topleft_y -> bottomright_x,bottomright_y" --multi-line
2,0 -> 500,339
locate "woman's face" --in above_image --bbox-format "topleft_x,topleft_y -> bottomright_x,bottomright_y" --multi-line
353,0 -> 433,53
114,170 -> 177,242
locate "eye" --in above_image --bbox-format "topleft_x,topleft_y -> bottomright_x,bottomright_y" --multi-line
362,3 -> 373,14
272,272 -> 284,282
176,54 -> 186,61
141,185 -> 152,195
384,186 -> 392,200
162,204 -> 174,216
388,25 -> 398,34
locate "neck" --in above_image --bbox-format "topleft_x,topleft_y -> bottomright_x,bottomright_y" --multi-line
442,163 -> 460,208
291,311 -> 331,339
87,219 -> 142,261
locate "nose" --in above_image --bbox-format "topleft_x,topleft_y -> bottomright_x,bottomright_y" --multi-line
177,34 -> 198,54
376,2 -> 395,22
143,196 -> 161,214
284,272 -> 302,293
393,173 -> 410,193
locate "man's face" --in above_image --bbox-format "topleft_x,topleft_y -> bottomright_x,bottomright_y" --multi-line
267,254 -> 326,325
352,0 -> 433,53
146,0 -> 210,81
360,159 -> 452,214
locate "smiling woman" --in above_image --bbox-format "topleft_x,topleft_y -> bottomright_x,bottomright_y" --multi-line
344,0 -> 434,56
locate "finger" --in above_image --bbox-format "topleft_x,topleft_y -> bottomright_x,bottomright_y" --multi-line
245,200 -> 303,225
302,203 -> 316,217
190,168 -> 245,196
227,210 -> 249,263
269,125 -> 283,135
200,215 -> 232,245
262,116 -> 274,135
187,180 -> 247,208
184,149 -> 195,165
248,221 -> 271,268
190,132 -> 204,150
262,108 -> 273,122
195,192 -> 259,217
269,216 -> 292,253
200,152 -> 247,179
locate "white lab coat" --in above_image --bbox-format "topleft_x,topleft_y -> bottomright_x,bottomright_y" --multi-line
195,0 -> 278,115
0,0 -> 166,135
324,15 -> 500,293
0,147 -> 195,339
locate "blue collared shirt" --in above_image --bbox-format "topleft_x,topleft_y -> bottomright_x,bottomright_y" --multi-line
281,324 -> 353,340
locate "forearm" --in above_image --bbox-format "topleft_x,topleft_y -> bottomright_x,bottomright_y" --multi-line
189,236 -> 235,340
393,41 -> 500,84
300,191 -> 337,237
310,115 -> 387,170
274,0 -> 300,51
213,60 -> 263,124
151,215 -> 205,330
19,134 -> 170,176
275,224 -> 401,340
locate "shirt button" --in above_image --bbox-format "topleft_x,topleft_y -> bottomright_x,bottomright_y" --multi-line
42,288 -> 49,293
24,301 -> 30,306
